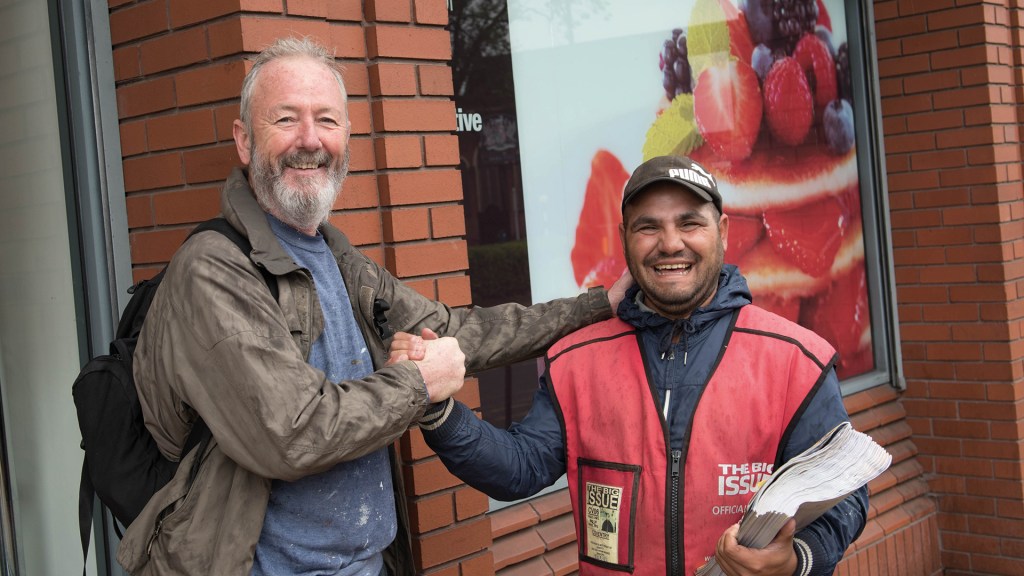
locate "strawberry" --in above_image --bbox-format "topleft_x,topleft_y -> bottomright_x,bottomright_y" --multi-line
693,60 -> 763,162
763,57 -> 813,146
724,213 -> 764,263
721,0 -> 754,66
794,33 -> 837,117
800,266 -> 872,379
571,150 -> 628,288
762,195 -> 848,277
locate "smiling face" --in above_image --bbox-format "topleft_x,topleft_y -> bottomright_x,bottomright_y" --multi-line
233,55 -> 351,235
619,182 -> 729,320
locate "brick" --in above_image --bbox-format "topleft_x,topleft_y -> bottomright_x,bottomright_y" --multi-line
349,100 -> 373,135
182,143 -> 239,184
491,502 -> 540,538
207,18 -> 244,58
380,170 -> 463,205
140,26 -> 209,74
383,207 -> 431,242
492,529 -> 545,570
175,60 -> 247,106
375,136 -> 423,169
368,25 -> 452,60
424,134 -> 459,166
530,489 -> 571,521
130,227 -> 190,264
341,62 -> 370,97
373,99 -> 458,132
386,240 -> 468,277
454,486 -> 488,521
366,0 -> 411,22
402,427 -> 435,462
410,491 -> 455,533
419,64 -> 454,95
370,63 -> 418,96
123,152 -> 184,192
430,205 -> 465,238
213,102 -> 241,141
327,0 -> 362,21
337,173 -> 379,209
120,119 -> 148,156
405,457 -> 463,496
116,77 -> 177,119
153,186 -> 221,225
349,137 -> 376,172
168,0 -> 247,29
459,553 -> 496,576
328,210 -> 382,246
404,278 -> 436,299
331,23 -> 367,58
132,265 -> 163,284
535,514 -> 575,549
148,109 -> 217,151
413,516 -> 492,568
414,0 -> 448,25
545,543 -> 579,576
109,0 -> 169,45
287,0 -> 327,18
113,45 -> 141,81
126,194 -> 155,228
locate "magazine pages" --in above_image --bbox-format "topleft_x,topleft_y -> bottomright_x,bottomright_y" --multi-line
696,421 -> 891,576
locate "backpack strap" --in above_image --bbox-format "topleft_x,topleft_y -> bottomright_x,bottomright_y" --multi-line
80,217 -> 279,571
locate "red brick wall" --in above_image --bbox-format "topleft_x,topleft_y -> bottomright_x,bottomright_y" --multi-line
876,0 -> 1024,574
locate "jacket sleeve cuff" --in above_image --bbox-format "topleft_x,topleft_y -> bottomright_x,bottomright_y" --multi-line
418,397 -> 454,430
587,286 -> 614,322
792,534 -> 828,576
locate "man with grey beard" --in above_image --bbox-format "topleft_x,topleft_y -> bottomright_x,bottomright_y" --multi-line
118,37 -> 629,576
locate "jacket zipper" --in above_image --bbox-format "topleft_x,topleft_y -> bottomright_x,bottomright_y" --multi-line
670,449 -> 682,575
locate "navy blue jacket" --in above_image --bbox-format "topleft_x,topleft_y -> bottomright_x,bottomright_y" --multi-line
422,265 -> 868,575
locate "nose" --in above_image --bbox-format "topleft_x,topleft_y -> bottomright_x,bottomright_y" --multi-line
658,228 -> 686,255
296,117 -> 323,151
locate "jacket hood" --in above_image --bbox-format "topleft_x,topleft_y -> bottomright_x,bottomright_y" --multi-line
617,264 -> 752,355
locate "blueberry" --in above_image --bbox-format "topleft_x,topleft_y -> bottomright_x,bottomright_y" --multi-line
752,44 -> 774,82
823,99 -> 855,154
815,25 -> 835,57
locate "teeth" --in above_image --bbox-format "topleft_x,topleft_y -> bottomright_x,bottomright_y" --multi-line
287,162 -> 320,169
655,263 -> 690,271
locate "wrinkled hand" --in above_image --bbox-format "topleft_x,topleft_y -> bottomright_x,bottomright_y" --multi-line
715,518 -> 797,576
608,268 -> 633,317
413,335 -> 465,403
386,328 -> 439,365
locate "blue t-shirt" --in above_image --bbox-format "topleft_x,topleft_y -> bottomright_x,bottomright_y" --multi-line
252,215 -> 396,576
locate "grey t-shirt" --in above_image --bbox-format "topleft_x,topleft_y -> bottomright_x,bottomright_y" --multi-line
252,215 -> 396,576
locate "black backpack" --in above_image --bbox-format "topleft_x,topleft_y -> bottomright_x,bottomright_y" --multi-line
73,218 -> 278,559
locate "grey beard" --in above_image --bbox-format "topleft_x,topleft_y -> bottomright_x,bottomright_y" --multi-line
250,147 -> 349,233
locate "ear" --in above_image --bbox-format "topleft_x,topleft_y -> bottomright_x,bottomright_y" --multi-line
233,119 -> 252,166
619,220 -> 627,252
718,212 -> 730,254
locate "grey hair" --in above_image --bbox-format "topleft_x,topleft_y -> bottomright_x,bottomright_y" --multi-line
239,37 -> 348,136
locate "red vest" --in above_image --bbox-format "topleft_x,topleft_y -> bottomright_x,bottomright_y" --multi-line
545,306 -> 836,575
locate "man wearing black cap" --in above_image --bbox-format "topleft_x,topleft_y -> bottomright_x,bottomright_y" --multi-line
411,155 -> 867,576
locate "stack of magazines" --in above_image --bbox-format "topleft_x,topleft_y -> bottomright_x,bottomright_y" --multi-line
696,421 -> 891,576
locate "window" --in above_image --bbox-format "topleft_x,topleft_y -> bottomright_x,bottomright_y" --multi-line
452,0 -> 900,434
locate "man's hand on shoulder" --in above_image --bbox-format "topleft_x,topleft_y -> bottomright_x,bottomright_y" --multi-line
608,268 -> 633,317
714,518 -> 798,576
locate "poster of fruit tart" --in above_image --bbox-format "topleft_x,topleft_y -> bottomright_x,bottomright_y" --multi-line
508,0 -> 871,379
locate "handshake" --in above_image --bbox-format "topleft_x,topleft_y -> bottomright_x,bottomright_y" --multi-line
387,329 -> 466,403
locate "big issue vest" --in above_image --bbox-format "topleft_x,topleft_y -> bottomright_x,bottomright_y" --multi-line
545,306 -> 836,575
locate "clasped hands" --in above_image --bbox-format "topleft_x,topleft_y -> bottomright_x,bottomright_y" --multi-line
387,328 -> 465,403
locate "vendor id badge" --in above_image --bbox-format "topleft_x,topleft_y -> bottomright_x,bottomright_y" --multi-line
585,482 -> 623,562
577,458 -> 639,572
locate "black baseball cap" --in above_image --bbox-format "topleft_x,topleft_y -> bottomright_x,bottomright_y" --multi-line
621,155 -> 723,215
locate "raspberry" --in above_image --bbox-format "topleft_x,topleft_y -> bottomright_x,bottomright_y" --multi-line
763,57 -> 813,146
836,42 -> 852,102
794,33 -> 837,116
743,0 -> 818,53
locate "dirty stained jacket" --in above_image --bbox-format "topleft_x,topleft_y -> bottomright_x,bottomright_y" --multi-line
116,167 -> 613,575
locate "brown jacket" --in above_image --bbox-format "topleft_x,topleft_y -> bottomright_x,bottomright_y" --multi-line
117,168 -> 612,574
